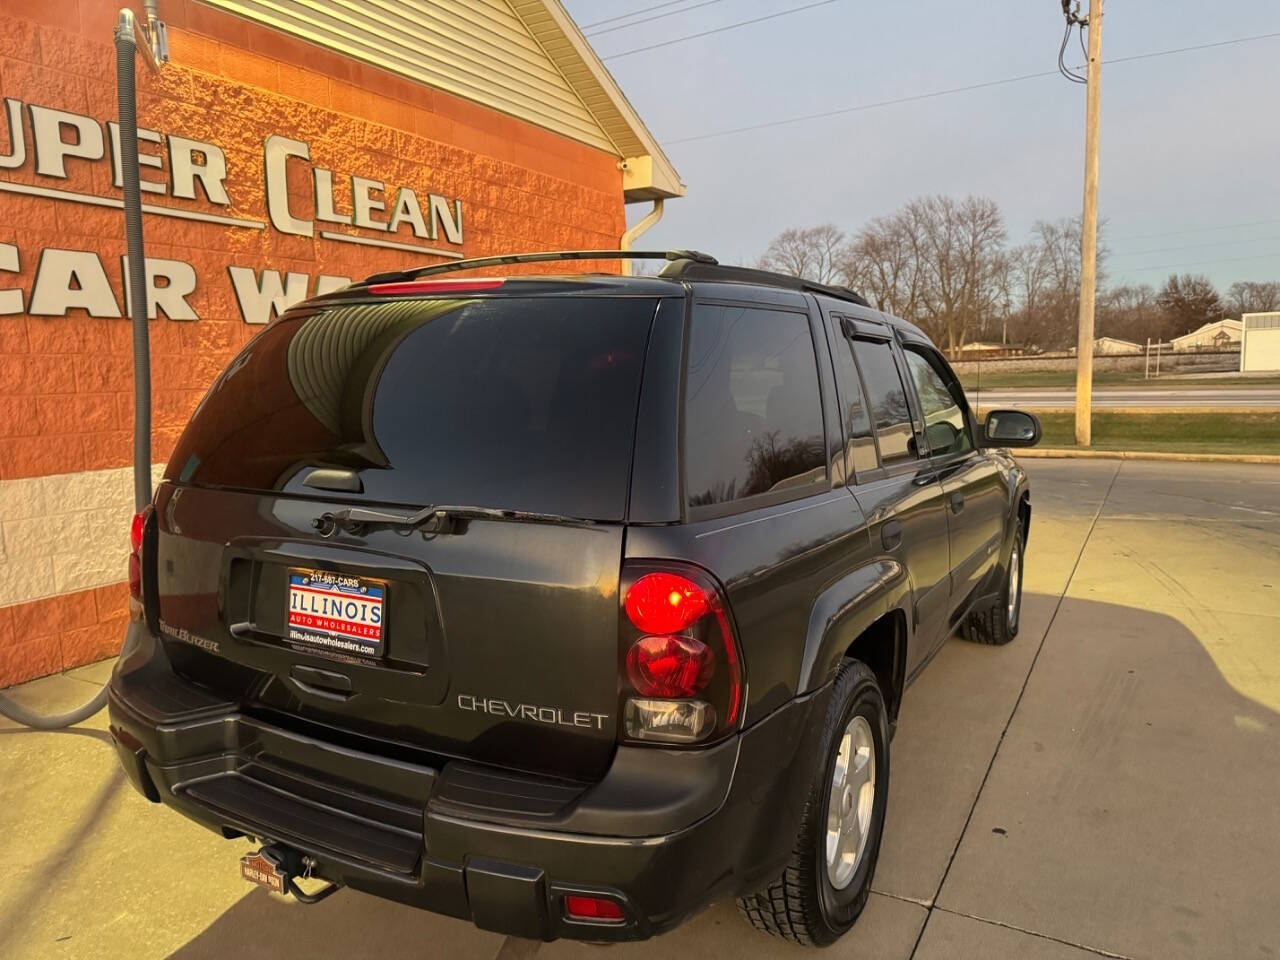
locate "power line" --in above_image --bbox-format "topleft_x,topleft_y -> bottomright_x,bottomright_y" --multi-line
1115,251 -> 1280,275
664,30 -> 1280,144
1111,233 -> 1280,260
578,0 -> 688,30
1058,8 -> 1088,84
1110,218 -> 1280,243
667,69 -> 1061,143
602,0 -> 841,61
585,0 -> 725,38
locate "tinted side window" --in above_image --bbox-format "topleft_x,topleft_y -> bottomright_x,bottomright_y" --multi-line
684,304 -> 827,509
904,348 -> 973,457
828,323 -> 880,477
851,339 -> 916,464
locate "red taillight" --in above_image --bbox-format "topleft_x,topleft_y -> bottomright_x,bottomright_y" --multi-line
564,895 -> 625,922
128,552 -> 142,600
129,507 -> 151,603
367,278 -> 505,295
626,634 -> 713,698
624,572 -> 709,634
618,564 -> 744,745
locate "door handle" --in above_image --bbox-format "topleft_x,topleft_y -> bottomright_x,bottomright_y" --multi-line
950,491 -> 965,514
881,519 -> 903,551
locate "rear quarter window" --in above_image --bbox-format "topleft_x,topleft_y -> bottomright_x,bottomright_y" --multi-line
683,303 -> 827,511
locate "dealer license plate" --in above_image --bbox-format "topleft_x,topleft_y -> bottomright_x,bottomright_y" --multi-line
287,569 -> 386,658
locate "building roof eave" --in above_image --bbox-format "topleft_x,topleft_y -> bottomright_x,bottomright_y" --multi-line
511,0 -> 685,202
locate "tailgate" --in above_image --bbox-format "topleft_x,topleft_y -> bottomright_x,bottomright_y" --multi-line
154,482 -> 623,780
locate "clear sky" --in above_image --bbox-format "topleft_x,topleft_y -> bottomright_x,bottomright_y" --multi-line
562,0 -> 1280,292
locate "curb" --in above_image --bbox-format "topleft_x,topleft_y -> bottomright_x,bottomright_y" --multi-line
1016,449 -> 1280,465
974,407 -> 1273,415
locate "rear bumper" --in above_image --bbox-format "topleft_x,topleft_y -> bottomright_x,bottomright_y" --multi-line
107,630 -> 829,941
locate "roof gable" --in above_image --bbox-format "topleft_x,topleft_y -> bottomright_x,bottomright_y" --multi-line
196,0 -> 683,201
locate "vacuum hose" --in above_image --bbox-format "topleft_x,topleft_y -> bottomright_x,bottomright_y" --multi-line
0,9 -> 151,728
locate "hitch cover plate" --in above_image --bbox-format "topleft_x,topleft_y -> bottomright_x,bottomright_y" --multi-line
240,849 -> 287,894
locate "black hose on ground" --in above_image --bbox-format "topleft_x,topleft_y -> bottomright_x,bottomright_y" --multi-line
0,9 -> 151,728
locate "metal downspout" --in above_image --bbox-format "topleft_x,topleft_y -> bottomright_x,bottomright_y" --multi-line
619,199 -> 664,276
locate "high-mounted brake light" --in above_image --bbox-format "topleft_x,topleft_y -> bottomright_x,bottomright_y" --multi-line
618,564 -> 744,746
367,278 -> 505,296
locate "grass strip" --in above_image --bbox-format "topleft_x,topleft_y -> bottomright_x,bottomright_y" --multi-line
959,370 -> 1280,390
1017,411 -> 1280,455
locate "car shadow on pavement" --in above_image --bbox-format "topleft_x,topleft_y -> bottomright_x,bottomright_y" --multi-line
141,596 -> 1280,959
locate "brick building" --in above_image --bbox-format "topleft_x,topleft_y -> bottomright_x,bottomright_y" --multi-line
0,0 -> 683,686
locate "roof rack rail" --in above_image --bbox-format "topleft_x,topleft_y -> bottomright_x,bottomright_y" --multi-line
363,249 -> 718,285
658,260 -> 871,308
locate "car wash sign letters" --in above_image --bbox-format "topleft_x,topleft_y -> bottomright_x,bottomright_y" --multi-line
0,97 -> 465,325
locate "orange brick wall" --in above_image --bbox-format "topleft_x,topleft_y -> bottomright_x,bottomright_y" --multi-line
0,583 -> 129,687
0,0 -> 628,685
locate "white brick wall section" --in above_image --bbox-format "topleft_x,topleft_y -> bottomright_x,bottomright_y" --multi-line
0,464 -> 166,607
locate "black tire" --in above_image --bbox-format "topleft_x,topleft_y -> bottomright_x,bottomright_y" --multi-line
737,660 -> 890,947
962,517 -> 1024,646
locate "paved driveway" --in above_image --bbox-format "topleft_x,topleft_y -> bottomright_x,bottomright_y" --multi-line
1,459 -> 1278,959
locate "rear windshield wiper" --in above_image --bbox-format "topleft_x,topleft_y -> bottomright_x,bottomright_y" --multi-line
312,503 -> 596,537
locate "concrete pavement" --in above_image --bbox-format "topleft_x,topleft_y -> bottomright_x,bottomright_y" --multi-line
968,387 -> 1280,409
1,459 -> 1278,958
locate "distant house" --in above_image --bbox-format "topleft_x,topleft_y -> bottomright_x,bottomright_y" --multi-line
1170,318 -> 1243,351
1093,336 -> 1142,355
953,342 -> 1028,360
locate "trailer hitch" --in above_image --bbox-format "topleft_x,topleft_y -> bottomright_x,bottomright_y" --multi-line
240,844 -> 342,904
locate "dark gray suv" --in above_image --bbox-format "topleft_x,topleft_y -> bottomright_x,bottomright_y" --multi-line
108,250 -> 1039,946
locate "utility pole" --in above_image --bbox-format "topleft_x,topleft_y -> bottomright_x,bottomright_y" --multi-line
1074,0 -> 1103,445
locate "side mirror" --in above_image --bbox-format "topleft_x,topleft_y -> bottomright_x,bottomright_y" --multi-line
981,409 -> 1041,448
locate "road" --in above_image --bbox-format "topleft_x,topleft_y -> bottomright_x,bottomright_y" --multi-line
2,459 -> 1279,959
968,387 -> 1280,409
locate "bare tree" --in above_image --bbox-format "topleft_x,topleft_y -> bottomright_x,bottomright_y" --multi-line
1021,216 -> 1110,351
1097,284 -> 1160,343
1226,280 -> 1280,317
838,212 -> 926,321
1157,274 -> 1224,336
757,224 -> 846,284
909,195 -> 1008,353
1004,242 -> 1049,347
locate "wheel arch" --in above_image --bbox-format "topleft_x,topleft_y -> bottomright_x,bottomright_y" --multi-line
798,561 -> 911,721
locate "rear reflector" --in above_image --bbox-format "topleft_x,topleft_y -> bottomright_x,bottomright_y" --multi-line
367,278 -> 505,296
564,895 -> 625,922
128,552 -> 142,602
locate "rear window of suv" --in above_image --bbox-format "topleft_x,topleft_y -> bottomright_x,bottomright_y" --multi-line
165,296 -> 658,521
